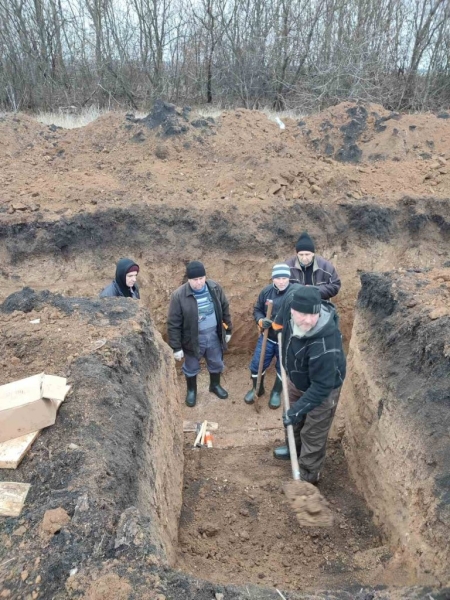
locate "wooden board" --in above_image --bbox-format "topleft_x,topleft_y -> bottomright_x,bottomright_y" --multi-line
0,373 -> 44,410
42,375 -> 70,402
0,431 -> 40,469
183,420 -> 218,433
0,374 -> 68,444
0,482 -> 31,517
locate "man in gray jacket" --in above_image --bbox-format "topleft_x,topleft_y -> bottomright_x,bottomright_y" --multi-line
286,232 -> 340,300
167,261 -> 232,407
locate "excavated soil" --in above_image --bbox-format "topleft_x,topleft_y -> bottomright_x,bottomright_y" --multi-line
0,101 -> 449,599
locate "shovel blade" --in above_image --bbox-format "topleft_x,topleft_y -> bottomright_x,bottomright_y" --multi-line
283,480 -> 334,527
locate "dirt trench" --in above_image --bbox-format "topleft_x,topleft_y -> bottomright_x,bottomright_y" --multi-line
0,203 -> 449,599
1,104 -> 450,598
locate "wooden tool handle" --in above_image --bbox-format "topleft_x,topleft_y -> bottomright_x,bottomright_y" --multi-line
193,420 -> 208,448
278,332 -> 301,481
200,420 -> 208,446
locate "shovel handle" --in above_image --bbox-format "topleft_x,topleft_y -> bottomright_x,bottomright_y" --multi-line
277,332 -> 301,481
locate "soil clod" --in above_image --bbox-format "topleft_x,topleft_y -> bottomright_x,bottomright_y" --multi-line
283,480 -> 334,527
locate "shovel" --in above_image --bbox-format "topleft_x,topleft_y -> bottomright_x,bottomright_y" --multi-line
277,332 -> 333,527
254,300 -> 273,413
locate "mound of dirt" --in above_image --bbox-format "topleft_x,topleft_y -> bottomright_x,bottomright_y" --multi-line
300,101 -> 450,163
2,102 -> 450,225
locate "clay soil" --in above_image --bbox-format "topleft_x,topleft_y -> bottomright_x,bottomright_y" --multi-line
0,101 -> 449,599
176,359 -> 421,592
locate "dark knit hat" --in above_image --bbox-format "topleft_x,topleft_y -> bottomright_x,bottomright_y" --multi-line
186,260 -> 206,279
272,263 -> 291,279
291,286 -> 321,314
295,232 -> 315,253
126,264 -> 139,274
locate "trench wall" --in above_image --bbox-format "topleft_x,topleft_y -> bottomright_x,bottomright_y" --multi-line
340,270 -> 450,584
0,290 -> 183,598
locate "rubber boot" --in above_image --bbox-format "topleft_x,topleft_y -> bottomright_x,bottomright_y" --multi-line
185,375 -> 197,408
244,374 -> 265,405
273,445 -> 290,460
209,372 -> 228,399
274,423 -> 302,460
268,377 -> 282,410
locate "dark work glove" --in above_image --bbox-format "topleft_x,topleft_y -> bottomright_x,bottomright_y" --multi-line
258,317 -> 273,329
282,412 -> 294,428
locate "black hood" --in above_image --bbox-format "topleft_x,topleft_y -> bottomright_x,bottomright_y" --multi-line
115,258 -> 139,298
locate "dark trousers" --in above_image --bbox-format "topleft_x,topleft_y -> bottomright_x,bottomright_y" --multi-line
288,379 -> 341,483
182,327 -> 224,377
249,336 -> 281,377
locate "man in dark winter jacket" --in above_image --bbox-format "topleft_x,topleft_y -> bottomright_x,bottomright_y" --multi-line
286,232 -> 340,300
244,263 -> 293,409
272,285 -> 346,484
167,261 -> 232,407
100,258 -> 140,299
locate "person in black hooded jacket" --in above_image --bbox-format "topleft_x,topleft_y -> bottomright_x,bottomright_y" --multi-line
271,285 -> 346,484
100,258 -> 140,299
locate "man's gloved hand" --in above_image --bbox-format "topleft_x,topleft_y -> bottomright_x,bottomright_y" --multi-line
173,350 -> 184,361
282,411 -> 294,428
258,318 -> 273,329
225,334 -> 232,343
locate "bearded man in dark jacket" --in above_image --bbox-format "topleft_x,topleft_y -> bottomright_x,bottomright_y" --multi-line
286,231 -> 340,300
272,285 -> 346,484
244,263 -> 292,409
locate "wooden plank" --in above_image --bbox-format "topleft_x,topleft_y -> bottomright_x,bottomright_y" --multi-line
183,420 -> 218,433
42,375 -> 69,402
0,374 -> 44,410
0,482 -> 31,517
0,431 -> 40,469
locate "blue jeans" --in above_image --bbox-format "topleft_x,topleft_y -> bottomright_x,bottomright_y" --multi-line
182,327 -> 224,377
249,335 -> 281,377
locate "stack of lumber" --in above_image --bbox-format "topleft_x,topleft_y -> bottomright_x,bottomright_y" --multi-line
0,373 -> 70,469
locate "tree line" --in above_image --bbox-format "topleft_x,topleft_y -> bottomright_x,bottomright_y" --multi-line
0,0 -> 449,112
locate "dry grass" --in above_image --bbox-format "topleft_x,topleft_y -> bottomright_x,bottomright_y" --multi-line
29,104 -> 305,130
35,106 -> 109,129
262,107 -> 305,122
196,106 -> 224,119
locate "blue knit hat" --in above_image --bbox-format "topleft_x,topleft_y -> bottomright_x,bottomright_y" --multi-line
272,264 -> 291,279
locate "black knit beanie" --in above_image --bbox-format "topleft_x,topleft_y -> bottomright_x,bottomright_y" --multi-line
295,232 -> 315,253
291,286 -> 321,314
186,260 -> 206,279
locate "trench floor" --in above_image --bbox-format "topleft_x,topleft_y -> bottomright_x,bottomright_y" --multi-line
175,356 -> 414,591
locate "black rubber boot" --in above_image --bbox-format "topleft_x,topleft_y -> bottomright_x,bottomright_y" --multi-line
244,374 -> 265,404
274,423 -> 302,460
185,375 -> 197,407
268,377 -> 282,409
209,372 -> 228,399
273,445 -> 290,460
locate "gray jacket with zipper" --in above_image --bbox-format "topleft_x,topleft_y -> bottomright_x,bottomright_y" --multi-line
285,255 -> 341,300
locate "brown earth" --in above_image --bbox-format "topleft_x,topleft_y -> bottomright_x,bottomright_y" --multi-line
0,101 -> 449,599
340,267 -> 450,585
